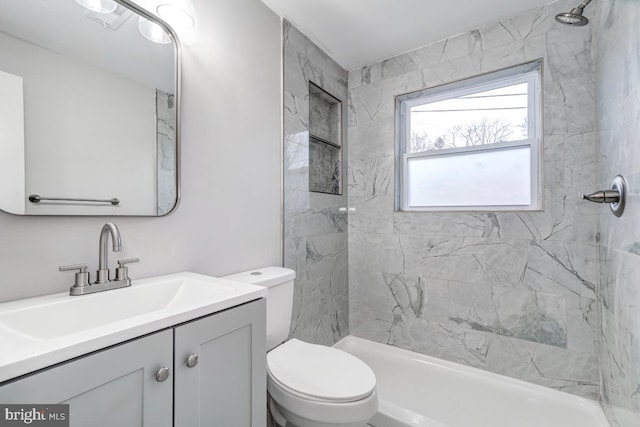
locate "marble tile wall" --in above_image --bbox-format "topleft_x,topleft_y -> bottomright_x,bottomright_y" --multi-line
593,0 -> 640,425
347,0 -> 599,399
283,21 -> 349,345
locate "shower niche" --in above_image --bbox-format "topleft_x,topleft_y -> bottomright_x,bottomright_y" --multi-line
308,82 -> 342,195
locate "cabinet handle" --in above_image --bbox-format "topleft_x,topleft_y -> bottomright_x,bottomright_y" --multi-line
186,354 -> 199,368
155,367 -> 170,382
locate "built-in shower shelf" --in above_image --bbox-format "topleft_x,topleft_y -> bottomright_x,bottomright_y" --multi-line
308,82 -> 342,195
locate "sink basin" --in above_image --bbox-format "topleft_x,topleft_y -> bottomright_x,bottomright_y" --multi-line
0,272 -> 267,383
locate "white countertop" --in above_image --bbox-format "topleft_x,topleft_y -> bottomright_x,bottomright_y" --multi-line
0,272 -> 267,383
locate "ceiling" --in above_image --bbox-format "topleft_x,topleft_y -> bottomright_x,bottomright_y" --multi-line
260,0 -> 558,70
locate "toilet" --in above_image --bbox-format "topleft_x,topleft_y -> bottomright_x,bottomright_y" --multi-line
224,267 -> 378,427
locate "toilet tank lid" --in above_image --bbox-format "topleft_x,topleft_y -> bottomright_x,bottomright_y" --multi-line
223,267 -> 296,288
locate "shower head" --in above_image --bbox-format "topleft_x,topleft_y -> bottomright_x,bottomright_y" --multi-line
555,0 -> 593,26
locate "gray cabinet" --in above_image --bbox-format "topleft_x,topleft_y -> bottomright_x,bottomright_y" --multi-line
0,299 -> 266,427
175,299 -> 267,427
0,330 -> 174,427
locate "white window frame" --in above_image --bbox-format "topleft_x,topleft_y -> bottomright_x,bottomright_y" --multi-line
396,61 -> 543,212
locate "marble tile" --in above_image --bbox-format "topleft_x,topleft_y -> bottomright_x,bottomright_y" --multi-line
399,236 -> 529,288
283,91 -> 309,137
566,294 -> 597,354
346,0 -> 598,399
524,240 -> 597,298
283,134 -> 309,192
348,156 -> 394,234
284,21 -> 349,345
474,21 -> 519,51
476,41 -> 526,73
544,74 -> 595,137
546,26 -> 592,82
347,119 -> 395,161
485,334 -> 599,399
564,132 -> 597,187
392,194 -> 596,243
447,283 -> 567,347
595,0 -> 640,422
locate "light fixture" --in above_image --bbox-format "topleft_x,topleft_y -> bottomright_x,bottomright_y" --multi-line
156,0 -> 195,30
138,16 -> 172,44
75,0 -> 118,14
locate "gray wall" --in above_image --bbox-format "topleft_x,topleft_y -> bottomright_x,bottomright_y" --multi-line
0,0 -> 282,303
347,0 -> 599,399
283,21 -> 349,345
594,0 -> 640,425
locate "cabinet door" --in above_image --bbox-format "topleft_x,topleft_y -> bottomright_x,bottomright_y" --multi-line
0,330 -> 173,427
174,299 -> 266,427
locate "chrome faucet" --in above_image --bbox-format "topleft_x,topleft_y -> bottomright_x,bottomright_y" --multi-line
59,222 -> 139,296
96,222 -> 122,284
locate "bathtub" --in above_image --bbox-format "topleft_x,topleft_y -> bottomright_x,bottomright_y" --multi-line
333,336 -> 610,427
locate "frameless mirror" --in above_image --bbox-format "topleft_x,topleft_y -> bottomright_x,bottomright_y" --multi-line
0,0 -> 179,216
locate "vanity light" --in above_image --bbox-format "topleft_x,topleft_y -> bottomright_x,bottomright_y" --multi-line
75,0 -> 117,14
156,0 -> 195,29
138,16 -> 172,44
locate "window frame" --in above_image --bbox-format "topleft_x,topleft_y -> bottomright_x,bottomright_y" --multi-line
395,60 -> 543,212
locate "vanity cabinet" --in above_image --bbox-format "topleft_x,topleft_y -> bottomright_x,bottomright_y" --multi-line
175,298 -> 266,426
0,299 -> 266,427
0,330 -> 174,427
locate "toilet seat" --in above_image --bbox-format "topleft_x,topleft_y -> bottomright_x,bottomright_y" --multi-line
267,339 -> 376,403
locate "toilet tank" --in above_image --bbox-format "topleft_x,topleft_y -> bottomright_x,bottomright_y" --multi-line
223,267 -> 295,351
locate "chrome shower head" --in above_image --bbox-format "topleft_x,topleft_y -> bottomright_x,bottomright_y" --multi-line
555,0 -> 593,26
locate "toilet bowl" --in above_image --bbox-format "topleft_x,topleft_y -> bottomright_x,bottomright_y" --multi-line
223,268 -> 378,427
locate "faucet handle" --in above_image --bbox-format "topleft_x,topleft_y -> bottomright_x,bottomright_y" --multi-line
59,264 -> 88,273
117,258 -> 139,267
59,264 -> 90,290
115,258 -> 139,282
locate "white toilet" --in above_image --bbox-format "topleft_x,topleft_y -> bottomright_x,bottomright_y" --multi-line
224,267 -> 378,427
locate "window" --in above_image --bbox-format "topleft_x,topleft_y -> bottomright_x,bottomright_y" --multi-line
396,61 -> 542,211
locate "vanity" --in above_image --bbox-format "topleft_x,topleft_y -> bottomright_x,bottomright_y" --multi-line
0,273 -> 268,427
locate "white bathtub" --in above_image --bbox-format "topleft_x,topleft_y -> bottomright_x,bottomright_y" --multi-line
333,336 -> 610,427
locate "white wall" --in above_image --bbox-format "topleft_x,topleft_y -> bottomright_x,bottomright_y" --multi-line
0,32 -> 157,215
0,0 -> 282,303
0,70 -> 25,215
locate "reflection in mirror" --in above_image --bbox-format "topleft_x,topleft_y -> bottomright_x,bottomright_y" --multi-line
0,0 -> 179,216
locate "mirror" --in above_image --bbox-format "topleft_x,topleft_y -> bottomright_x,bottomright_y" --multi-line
0,0 -> 179,216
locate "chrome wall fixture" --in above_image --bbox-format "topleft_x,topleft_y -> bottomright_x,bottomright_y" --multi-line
582,175 -> 628,217
555,0 -> 593,26
28,194 -> 120,205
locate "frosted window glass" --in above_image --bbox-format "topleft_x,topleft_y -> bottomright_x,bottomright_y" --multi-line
407,146 -> 531,207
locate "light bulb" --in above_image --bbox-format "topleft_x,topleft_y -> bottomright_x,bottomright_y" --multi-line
75,0 -> 117,14
138,17 -> 172,44
157,0 -> 195,29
